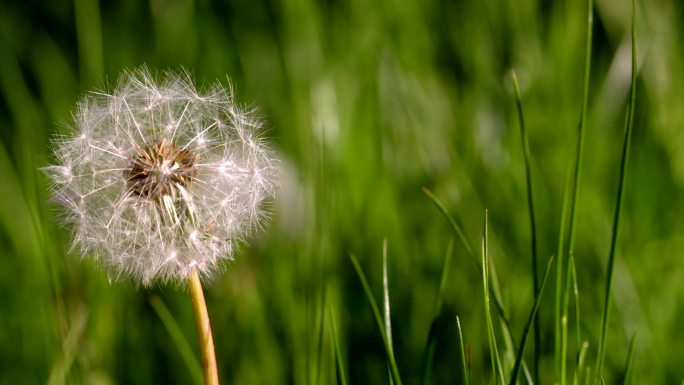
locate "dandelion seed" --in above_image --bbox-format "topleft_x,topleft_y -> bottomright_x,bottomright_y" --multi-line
45,67 -> 278,286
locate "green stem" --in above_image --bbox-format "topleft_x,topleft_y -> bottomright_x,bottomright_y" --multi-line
511,70 -> 540,384
327,289 -> 348,385
482,210 -> 505,385
350,254 -> 403,385
561,1 -> 593,382
596,0 -> 637,381
188,269 -> 220,385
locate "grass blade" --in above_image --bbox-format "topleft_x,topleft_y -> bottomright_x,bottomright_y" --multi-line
562,1 -> 594,381
383,238 -> 395,384
149,296 -> 203,385
350,254 -> 403,385
456,316 -> 469,385
556,162 -> 572,383
421,187 -> 475,258
327,289 -> 348,385
567,0 -> 595,253
570,256 -> 582,368
620,332 -> 637,385
511,70 -> 541,385
422,188 -> 533,382
596,0 -> 637,381
574,341 -> 590,385
46,308 -> 88,385
421,239 -> 455,385
434,239 -> 454,324
563,255 -> 582,385
422,187 -> 508,325
482,210 -> 505,385
315,291 -> 327,385
584,367 -> 592,385
508,256 -> 554,385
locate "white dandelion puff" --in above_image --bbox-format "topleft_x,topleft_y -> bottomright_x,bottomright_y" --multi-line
45,68 -> 278,286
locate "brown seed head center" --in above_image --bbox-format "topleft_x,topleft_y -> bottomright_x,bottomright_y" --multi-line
126,139 -> 197,200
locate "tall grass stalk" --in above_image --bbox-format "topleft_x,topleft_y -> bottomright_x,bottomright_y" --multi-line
556,163 -> 572,384
382,239 -> 396,385
421,239 -> 454,385
350,254 -> 403,385
481,210 -> 505,385
508,257 -> 554,385
327,289 -> 348,385
575,341 -> 590,385
511,70 -> 540,384
46,308 -> 87,385
558,0 -> 594,383
620,332 -> 637,385
595,0 -> 637,381
564,255 -> 583,385
314,290 -> 327,385
456,316 -> 469,385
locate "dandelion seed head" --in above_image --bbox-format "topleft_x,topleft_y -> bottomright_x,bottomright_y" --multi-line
45,67 -> 278,286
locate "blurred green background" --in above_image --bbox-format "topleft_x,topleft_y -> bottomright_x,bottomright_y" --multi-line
0,0 -> 682,383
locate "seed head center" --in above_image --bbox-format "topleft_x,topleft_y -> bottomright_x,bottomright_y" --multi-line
126,139 -> 197,200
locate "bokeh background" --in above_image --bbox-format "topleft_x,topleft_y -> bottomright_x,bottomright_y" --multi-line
0,0 -> 682,384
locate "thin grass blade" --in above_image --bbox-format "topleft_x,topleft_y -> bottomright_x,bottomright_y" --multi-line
511,69 -> 541,385
620,332 -> 637,385
456,316 -> 469,385
562,1 -> 594,380
567,0 -> 594,253
556,161 -> 572,383
508,257 -> 554,385
596,0 -> 637,381
149,296 -> 203,385
574,341 -> 590,385
421,239 -> 454,385
563,254 -> 582,385
482,210 -> 505,385
46,308 -> 88,385
570,256 -> 582,361
422,187 -> 508,324
422,187 -> 476,258
315,291 -> 327,385
383,238 -> 395,385
327,289 -> 348,385
350,254 -> 403,385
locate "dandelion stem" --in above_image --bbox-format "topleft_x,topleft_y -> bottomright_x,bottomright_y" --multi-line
188,269 -> 220,385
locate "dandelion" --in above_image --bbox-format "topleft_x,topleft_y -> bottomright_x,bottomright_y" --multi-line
45,67 -> 278,286
45,68 -> 278,385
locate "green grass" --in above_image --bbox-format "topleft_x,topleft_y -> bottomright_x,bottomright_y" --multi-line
596,0 -> 638,381
559,0 -> 593,383
508,256 -> 554,385
481,210 -> 506,385
420,239 -> 454,385
1,0 -> 679,384
149,295 -> 203,385
350,254 -> 403,385
326,288 -> 348,385
511,68 -> 541,385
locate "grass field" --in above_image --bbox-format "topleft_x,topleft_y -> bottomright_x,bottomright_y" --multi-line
0,0 -> 682,384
